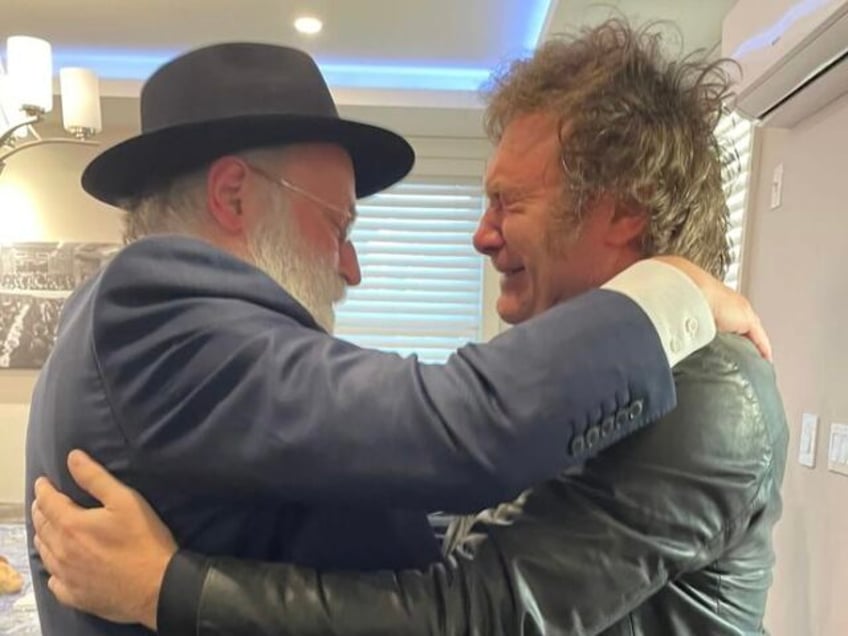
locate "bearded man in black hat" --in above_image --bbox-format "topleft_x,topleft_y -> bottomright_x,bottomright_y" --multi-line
25,42 -> 768,635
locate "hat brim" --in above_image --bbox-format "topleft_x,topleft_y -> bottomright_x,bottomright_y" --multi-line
81,114 -> 415,205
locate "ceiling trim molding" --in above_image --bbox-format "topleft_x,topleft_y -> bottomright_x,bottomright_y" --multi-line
43,0 -> 559,109
536,0 -> 562,44
73,78 -> 486,110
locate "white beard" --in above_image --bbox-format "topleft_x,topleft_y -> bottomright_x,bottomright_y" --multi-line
246,195 -> 345,333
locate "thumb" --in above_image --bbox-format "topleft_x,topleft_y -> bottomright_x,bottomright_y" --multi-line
66,450 -> 126,508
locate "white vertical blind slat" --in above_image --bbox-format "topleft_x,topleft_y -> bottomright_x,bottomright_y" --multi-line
717,114 -> 755,290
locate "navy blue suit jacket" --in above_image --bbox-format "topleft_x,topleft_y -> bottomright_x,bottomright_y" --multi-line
26,235 -> 675,635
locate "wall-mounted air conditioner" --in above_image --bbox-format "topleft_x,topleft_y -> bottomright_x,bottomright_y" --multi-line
723,0 -> 848,127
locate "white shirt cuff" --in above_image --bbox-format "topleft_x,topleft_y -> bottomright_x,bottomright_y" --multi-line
602,260 -> 716,367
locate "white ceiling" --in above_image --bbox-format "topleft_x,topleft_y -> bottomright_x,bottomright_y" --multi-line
547,0 -> 738,55
4,0 -> 552,71
2,0 -> 738,108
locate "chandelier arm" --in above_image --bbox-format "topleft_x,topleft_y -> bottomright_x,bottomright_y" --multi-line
0,115 -> 41,147
0,137 -> 99,165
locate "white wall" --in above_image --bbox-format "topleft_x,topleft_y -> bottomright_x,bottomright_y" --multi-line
744,95 -> 848,636
0,127 -> 128,502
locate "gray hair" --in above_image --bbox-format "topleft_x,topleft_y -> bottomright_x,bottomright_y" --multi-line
118,146 -> 291,244
484,18 -> 734,278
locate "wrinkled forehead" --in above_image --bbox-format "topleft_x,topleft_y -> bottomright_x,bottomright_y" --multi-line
485,112 -> 566,192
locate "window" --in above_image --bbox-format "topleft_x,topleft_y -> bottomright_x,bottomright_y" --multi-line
335,176 -> 485,363
717,113 -> 755,290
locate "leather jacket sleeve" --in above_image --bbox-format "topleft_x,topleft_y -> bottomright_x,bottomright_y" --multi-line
157,336 -> 786,636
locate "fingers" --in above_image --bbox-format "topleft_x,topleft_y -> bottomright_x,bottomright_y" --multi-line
33,533 -> 60,578
748,315 -> 772,362
33,475 -> 73,513
735,297 -> 772,362
66,450 -> 123,507
32,472 -> 96,581
714,287 -> 773,362
34,527 -> 78,613
32,502 -> 75,587
32,482 -> 73,556
47,575 -> 75,610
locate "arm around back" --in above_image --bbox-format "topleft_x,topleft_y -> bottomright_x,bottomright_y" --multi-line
93,236 -> 678,512
157,335 -> 787,636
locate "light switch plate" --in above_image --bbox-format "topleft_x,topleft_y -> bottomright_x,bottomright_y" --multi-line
770,163 -> 784,210
799,412 -> 819,467
827,422 -> 848,477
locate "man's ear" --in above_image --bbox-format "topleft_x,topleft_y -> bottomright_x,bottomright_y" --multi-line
207,156 -> 250,233
595,193 -> 648,248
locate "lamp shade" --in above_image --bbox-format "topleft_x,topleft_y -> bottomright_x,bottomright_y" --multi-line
60,67 -> 102,134
0,61 -> 12,131
6,36 -> 53,113
0,59 -> 30,138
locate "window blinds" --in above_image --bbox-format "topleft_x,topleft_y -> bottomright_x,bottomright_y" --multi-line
717,114 -> 755,290
334,176 -> 485,363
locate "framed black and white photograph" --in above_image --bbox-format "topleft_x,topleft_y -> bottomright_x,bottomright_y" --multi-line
0,242 -> 120,369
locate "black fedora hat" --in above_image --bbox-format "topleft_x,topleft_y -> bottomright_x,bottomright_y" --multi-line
82,42 -> 415,205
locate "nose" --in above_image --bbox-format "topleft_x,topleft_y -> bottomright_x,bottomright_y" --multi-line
473,206 -> 504,257
339,240 -> 362,286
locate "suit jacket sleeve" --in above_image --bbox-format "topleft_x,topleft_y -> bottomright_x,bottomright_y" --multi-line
156,337 -> 786,636
94,237 -> 676,512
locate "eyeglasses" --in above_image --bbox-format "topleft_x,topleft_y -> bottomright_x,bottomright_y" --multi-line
244,161 -> 355,243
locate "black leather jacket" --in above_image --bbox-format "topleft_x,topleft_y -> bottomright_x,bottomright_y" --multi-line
158,334 -> 788,635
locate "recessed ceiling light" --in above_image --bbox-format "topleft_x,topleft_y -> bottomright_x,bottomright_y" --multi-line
294,16 -> 323,35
